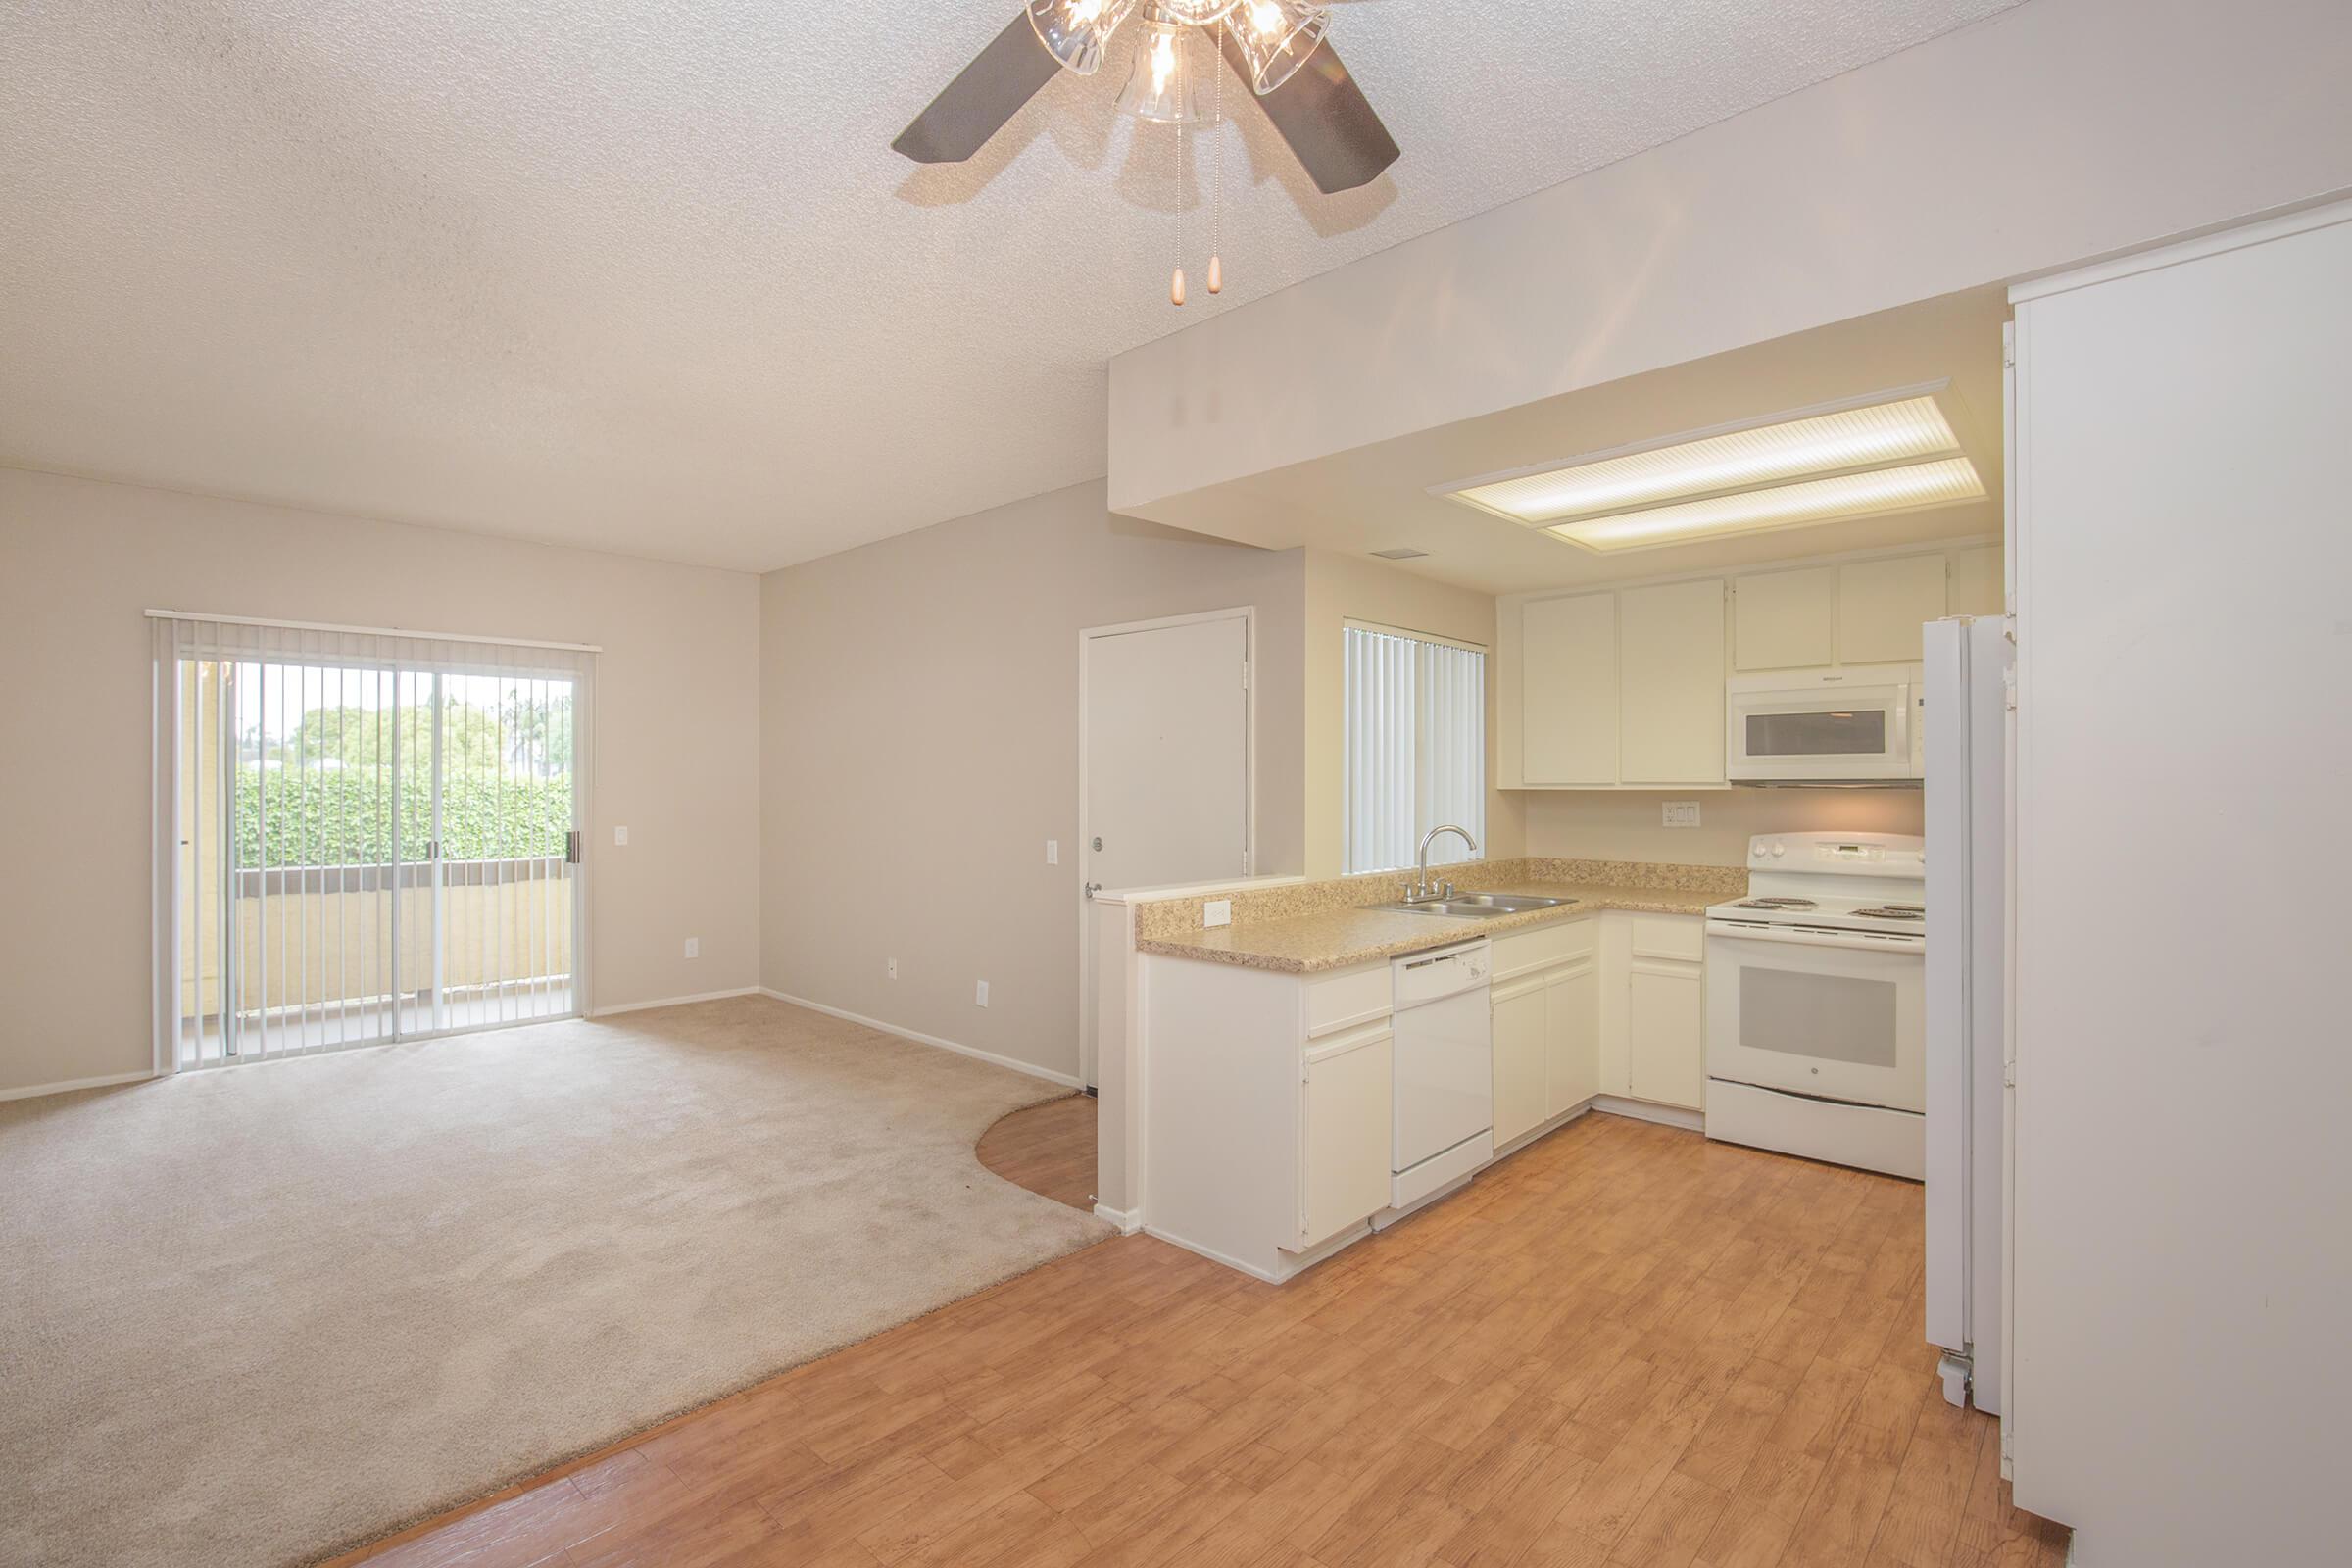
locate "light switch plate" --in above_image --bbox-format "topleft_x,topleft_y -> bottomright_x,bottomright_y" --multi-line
613,825 -> 629,846
1045,839 -> 1058,865
1203,899 -> 1232,928
1662,801 -> 1702,828
975,980 -> 990,1007
684,937 -> 700,959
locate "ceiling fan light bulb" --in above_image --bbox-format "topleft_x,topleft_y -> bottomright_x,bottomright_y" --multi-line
1158,0 -> 1241,23
1117,18 -> 1207,123
1027,0 -> 1140,76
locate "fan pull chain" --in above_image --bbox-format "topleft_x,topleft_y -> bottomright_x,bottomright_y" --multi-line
1207,20 -> 1224,296
1170,51 -> 1187,308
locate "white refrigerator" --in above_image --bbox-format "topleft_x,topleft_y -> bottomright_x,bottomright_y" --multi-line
1923,613 -> 2009,1413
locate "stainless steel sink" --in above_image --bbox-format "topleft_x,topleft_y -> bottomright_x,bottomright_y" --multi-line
1369,893 -> 1577,919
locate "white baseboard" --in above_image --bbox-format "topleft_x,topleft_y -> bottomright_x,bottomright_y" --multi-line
0,1069 -> 156,1103
758,989 -> 1082,1091
589,987 -> 761,1018
1492,1102 -> 1594,1161
1093,1203 -> 1143,1234
1142,1225 -> 1285,1283
1590,1094 -> 1706,1133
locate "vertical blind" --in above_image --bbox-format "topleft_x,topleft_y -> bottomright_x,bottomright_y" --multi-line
1343,622 -> 1487,875
149,613 -> 596,1074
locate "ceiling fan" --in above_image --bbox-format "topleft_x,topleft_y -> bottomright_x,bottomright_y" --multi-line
892,1 -> 1400,198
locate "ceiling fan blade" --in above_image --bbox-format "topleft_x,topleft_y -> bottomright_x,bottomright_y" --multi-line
1219,31 -> 1399,195
892,12 -> 1061,165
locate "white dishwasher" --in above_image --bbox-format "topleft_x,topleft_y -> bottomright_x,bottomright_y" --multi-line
1384,938 -> 1495,1217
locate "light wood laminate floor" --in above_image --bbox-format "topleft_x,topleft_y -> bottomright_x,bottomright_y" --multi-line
339,1107 -> 2068,1568
976,1093 -> 1100,1212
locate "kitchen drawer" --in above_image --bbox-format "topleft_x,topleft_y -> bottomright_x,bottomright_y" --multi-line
1491,916 -> 1596,980
1628,913 -> 1705,963
1304,961 -> 1392,1038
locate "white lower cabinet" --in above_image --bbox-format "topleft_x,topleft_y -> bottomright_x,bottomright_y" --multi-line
1491,975 -> 1549,1147
1299,1023 -> 1395,1250
1623,913 -> 1706,1111
1139,908 -> 1707,1285
1544,958 -> 1600,1114
1627,963 -> 1705,1108
1592,911 -> 1707,1113
1491,917 -> 1602,1149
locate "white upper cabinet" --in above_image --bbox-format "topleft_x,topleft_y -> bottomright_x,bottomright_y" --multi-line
1733,566 -> 1838,671
1521,591 -> 1619,786
1951,544 -> 2005,617
1838,555 -> 1950,664
1501,544 -> 1992,791
1618,579 -> 1728,787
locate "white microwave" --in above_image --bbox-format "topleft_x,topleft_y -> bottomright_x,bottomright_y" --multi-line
1727,664 -> 1924,783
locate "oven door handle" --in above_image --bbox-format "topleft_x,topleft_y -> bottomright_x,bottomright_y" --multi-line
1706,921 -> 1925,953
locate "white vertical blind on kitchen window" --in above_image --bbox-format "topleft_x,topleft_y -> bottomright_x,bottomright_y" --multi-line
148,612 -> 596,1075
1343,622 -> 1486,875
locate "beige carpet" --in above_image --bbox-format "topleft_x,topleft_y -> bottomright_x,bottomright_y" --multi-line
0,995 -> 1110,1568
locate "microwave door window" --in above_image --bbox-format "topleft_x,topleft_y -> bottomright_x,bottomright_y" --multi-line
1746,709 -> 1887,758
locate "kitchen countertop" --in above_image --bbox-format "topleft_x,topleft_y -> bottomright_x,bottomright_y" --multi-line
1135,880 -> 1721,974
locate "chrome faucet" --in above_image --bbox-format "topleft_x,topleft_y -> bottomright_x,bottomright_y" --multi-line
1409,824 -> 1478,902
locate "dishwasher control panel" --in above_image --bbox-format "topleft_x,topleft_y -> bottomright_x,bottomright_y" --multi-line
1391,939 -> 1492,1006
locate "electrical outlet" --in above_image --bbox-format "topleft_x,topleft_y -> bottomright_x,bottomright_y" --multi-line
1046,839 -> 1058,865
1662,801 -> 1702,828
887,957 -> 898,980
975,980 -> 990,1007
613,825 -> 629,847
1203,899 -> 1232,929
683,937 -> 700,959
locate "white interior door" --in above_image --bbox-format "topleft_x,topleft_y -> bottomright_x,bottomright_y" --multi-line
1079,611 -> 1252,1087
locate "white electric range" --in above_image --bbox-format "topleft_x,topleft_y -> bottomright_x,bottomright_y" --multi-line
1702,831 -> 1928,1179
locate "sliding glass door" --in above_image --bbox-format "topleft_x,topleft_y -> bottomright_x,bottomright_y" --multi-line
155,618 -> 592,1071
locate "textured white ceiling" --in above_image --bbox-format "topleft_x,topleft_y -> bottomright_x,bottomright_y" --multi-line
1,0 -> 2023,572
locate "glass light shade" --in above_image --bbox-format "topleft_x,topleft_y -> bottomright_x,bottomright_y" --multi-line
1156,0 -> 1240,23
1117,19 -> 1206,124
1027,0 -> 1141,76
1232,0 -> 1330,93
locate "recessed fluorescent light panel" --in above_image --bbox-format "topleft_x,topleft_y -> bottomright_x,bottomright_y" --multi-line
1440,391 -> 1987,554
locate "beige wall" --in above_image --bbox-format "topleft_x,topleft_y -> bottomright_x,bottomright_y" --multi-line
1522,788 -> 1925,869
0,467 -> 761,1096
1108,0 -> 2352,514
1301,550 -> 1524,879
759,480 -> 1305,1083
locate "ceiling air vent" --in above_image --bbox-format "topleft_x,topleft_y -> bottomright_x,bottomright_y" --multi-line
1370,547 -> 1429,560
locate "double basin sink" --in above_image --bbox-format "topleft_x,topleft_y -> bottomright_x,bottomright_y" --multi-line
1368,892 -> 1577,920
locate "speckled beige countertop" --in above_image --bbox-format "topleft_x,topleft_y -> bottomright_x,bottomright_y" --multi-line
1136,878 -> 1724,974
